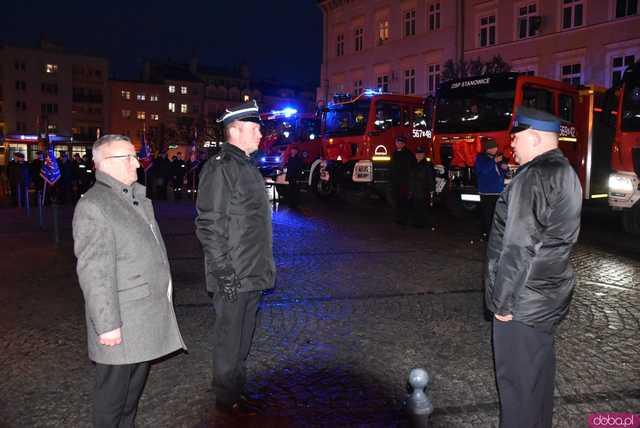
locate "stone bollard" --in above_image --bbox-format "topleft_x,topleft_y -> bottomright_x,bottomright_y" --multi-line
407,368 -> 433,428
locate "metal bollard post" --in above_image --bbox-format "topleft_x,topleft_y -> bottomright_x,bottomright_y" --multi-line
37,191 -> 45,229
52,203 -> 60,246
407,368 -> 433,428
25,185 -> 31,216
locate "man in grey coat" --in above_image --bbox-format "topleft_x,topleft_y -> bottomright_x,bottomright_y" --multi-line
73,134 -> 185,427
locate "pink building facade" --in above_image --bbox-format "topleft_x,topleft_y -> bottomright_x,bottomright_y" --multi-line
318,0 -> 640,103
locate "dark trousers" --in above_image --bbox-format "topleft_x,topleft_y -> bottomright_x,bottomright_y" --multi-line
480,194 -> 499,235
94,361 -> 150,428
410,198 -> 432,228
392,184 -> 411,224
212,290 -> 262,405
287,181 -> 300,207
493,320 -> 556,428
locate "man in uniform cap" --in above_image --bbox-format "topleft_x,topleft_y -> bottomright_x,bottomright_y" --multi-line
390,136 -> 416,225
409,146 -> 436,228
475,136 -> 508,238
485,106 -> 582,428
196,100 -> 276,416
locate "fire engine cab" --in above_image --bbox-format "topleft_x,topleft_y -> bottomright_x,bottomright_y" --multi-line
314,90 -> 433,198
608,61 -> 640,234
432,72 -> 613,216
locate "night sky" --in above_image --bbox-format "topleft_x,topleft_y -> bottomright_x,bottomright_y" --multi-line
2,0 -> 323,86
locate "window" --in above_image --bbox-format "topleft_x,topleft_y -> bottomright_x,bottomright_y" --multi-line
377,75 -> 389,92
151,114 -> 159,121
336,33 -> 345,57
479,14 -> 497,47
137,111 -> 145,120
611,54 -> 635,86
354,80 -> 363,96
354,27 -> 364,52
562,0 -> 583,29
180,104 -> 188,113
121,90 -> 131,100
181,86 -> 188,94
616,0 -> 638,17
429,3 -> 441,31
560,63 -> 582,86
16,101 -> 27,111
47,124 -> 57,133
374,102 -> 401,130
168,102 -> 176,112
136,93 -> 146,101
15,81 -> 26,91
427,64 -> 441,95
150,94 -> 159,102
122,109 -> 131,118
41,83 -> 59,94
517,3 -> 539,39
41,103 -> 58,114
522,86 -> 554,113
404,69 -> 416,95
45,64 -> 58,74
404,9 -> 416,37
559,94 -> 574,122
169,85 -> 176,93
378,20 -> 389,45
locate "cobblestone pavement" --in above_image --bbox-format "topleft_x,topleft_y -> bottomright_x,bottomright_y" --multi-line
0,193 -> 638,427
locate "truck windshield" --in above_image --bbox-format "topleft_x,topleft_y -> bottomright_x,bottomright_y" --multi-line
621,71 -> 640,132
299,118 -> 321,139
434,76 -> 517,134
324,99 -> 371,136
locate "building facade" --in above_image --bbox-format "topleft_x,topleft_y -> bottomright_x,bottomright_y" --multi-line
317,0 -> 640,103
0,40 -> 108,161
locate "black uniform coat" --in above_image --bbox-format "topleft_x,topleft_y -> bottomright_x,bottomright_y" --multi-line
485,149 -> 582,327
195,143 -> 276,294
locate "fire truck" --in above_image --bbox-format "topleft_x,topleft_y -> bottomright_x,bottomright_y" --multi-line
432,73 -> 613,216
257,108 -> 321,180
608,61 -> 640,234
314,90 -> 433,198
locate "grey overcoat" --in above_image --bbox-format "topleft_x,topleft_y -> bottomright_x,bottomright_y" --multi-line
73,171 -> 185,365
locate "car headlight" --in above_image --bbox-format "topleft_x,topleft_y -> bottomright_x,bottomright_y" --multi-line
608,174 -> 634,193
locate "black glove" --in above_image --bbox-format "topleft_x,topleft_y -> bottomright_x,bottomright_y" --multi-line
217,271 -> 239,303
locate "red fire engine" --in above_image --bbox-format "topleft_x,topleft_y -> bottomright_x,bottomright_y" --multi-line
432,73 -> 613,216
608,61 -> 640,234
257,108 -> 321,181
315,90 -> 433,198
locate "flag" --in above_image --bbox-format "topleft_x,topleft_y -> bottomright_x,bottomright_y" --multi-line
139,130 -> 153,172
40,144 -> 61,186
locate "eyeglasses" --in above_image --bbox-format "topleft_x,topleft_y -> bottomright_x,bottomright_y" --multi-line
104,154 -> 139,161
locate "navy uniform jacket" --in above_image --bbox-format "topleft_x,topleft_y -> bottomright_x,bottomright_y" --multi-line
195,143 -> 276,294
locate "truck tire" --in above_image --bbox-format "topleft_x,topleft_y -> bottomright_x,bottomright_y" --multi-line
621,203 -> 640,235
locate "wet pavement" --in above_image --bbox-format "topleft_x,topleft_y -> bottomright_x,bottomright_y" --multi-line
0,192 -> 639,427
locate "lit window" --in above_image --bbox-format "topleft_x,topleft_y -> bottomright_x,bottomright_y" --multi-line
378,20 -> 389,45
168,102 -> 176,112
150,95 -> 159,102
122,110 -> 131,118
46,64 -> 58,73
151,114 -> 159,121
429,3 -> 441,31
181,86 -> 188,94
137,111 -> 145,120
611,54 -> 636,86
169,85 -> 176,93
479,14 -> 497,47
427,64 -> 441,95
121,90 -> 131,100
181,104 -> 188,113
136,93 -> 146,101
562,0 -> 583,30
517,3 -> 539,39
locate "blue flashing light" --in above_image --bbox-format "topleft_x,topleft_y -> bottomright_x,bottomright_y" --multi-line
363,88 -> 383,97
275,157 -> 281,163
271,107 -> 298,118
261,157 -> 267,163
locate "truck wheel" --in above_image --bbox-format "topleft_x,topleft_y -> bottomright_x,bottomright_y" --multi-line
311,170 -> 337,199
621,203 -> 640,235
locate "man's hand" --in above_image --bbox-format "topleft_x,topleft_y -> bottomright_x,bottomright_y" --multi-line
99,328 -> 122,346
495,314 -> 513,322
218,273 -> 239,303
495,155 -> 503,163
